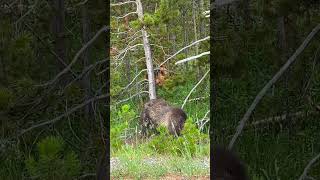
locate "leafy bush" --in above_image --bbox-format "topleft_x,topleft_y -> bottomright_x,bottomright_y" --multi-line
117,104 -> 136,122
111,104 -> 136,152
147,118 -> 209,157
25,136 -> 80,180
143,13 -> 155,26
130,20 -> 142,30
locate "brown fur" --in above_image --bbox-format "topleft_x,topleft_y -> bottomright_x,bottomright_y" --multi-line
213,146 -> 249,180
145,65 -> 168,86
140,99 -> 187,136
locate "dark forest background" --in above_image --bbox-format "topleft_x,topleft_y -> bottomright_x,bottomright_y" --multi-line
0,0 -> 107,179
1,0 -> 320,179
213,0 -> 320,179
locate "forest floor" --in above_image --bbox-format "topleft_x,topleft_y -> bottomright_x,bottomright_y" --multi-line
110,156 -> 210,179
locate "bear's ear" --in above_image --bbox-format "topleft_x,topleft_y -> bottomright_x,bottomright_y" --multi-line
213,146 -> 249,180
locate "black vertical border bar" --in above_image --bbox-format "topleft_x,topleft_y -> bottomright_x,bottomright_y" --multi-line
209,0 -> 215,178
104,0 -> 111,180
97,0 -> 110,179
105,0 -> 111,179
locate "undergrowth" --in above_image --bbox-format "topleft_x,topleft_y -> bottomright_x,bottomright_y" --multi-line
110,103 -> 210,178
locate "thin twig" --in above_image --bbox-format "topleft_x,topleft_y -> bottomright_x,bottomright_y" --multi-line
181,70 -> 210,109
114,91 -> 149,105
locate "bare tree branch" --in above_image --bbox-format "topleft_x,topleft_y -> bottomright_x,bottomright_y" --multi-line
175,51 -> 210,65
228,24 -> 320,150
111,11 -> 137,19
249,111 -> 306,128
298,153 -> 320,180
75,0 -> 89,6
39,25 -> 109,87
181,70 -> 210,109
64,58 -> 108,90
114,91 -> 149,105
199,110 -> 210,131
111,1 -> 136,7
160,36 -> 210,66
19,94 -> 109,136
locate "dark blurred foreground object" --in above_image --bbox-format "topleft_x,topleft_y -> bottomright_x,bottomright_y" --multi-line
96,149 -> 107,180
213,146 -> 249,180
140,99 -> 187,136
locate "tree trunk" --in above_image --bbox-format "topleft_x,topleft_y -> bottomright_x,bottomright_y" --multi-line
136,0 -> 156,100
50,0 -> 69,85
81,3 -> 93,123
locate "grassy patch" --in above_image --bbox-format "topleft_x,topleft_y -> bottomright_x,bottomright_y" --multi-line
111,145 -> 209,179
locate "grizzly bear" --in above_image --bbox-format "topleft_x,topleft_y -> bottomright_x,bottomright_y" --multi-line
140,99 -> 187,136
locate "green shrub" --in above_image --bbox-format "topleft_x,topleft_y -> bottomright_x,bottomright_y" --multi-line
147,118 -> 209,157
147,125 -> 175,154
162,74 -> 186,91
143,13 -> 155,26
111,123 -> 128,152
25,136 -> 80,180
117,104 -> 136,122
130,20 -> 142,30
111,104 -> 136,153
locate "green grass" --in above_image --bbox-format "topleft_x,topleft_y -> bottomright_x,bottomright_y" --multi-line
215,116 -> 320,180
111,145 -> 209,179
111,126 -> 210,179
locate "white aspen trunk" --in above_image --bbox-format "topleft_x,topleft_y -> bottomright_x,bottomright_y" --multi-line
136,0 -> 157,100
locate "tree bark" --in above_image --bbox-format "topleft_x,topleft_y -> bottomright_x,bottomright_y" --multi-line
136,0 -> 156,100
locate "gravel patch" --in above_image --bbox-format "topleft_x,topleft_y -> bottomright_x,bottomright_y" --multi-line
110,156 -> 209,173
110,157 -> 121,172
